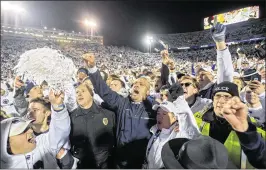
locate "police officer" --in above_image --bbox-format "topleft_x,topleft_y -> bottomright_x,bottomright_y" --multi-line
221,86 -> 266,169
195,81 -> 265,169
70,82 -> 116,169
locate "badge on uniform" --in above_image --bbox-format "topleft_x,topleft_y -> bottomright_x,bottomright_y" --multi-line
103,118 -> 108,125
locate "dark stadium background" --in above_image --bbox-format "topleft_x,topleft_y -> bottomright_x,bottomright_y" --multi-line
5,1 -> 266,51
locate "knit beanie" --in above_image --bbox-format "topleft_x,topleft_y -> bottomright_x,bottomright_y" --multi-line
213,81 -> 239,97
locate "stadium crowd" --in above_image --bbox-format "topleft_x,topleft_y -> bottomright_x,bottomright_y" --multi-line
1,21 -> 266,169
155,18 -> 266,47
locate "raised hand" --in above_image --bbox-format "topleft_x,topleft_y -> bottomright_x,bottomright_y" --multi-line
40,114 -> 49,132
14,76 -> 24,89
210,23 -> 226,43
49,89 -> 65,110
222,97 -> 249,132
248,80 -> 265,95
82,53 -> 95,68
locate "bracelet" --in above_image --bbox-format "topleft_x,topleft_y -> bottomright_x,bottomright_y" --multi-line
52,104 -> 65,111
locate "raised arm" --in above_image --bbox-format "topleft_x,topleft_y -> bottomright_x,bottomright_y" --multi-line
82,53 -> 124,110
170,83 -> 200,138
173,96 -> 201,139
160,50 -> 170,86
222,97 -> 266,169
13,76 -> 28,117
211,23 -> 234,84
48,90 -> 71,155
236,122 -> 266,169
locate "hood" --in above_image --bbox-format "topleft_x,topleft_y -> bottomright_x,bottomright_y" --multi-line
1,117 -> 27,168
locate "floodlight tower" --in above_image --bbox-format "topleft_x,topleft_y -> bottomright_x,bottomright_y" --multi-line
84,19 -> 97,39
145,35 -> 153,53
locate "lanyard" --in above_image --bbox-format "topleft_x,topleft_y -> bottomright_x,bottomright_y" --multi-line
146,130 -> 161,160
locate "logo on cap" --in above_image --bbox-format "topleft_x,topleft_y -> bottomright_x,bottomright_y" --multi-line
215,87 -> 229,91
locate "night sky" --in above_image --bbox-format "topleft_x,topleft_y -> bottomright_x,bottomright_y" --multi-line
5,0 -> 266,50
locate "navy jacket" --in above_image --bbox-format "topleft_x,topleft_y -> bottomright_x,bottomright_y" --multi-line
89,70 -> 157,168
236,122 -> 266,169
198,83 -> 217,100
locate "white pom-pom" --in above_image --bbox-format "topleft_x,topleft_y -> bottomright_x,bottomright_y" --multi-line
14,47 -> 77,90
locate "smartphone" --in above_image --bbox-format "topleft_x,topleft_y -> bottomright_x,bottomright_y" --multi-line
252,75 -> 261,82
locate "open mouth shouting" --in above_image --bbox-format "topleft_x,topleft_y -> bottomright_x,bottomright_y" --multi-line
77,97 -> 84,101
131,89 -> 140,96
27,133 -> 36,144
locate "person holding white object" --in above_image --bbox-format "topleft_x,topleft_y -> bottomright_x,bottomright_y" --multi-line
1,90 -> 71,169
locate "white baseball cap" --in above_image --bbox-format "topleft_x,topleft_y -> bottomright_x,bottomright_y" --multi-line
233,72 -> 241,78
9,118 -> 34,137
198,66 -> 215,75
152,101 -> 177,116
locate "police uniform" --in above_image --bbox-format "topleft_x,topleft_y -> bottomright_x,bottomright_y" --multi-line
70,103 -> 116,169
194,81 -> 266,169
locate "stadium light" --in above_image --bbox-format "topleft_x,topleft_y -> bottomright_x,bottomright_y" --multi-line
53,28 -> 56,31
84,19 -> 97,27
84,19 -> 89,26
1,1 -> 25,13
13,5 -> 25,13
83,18 -> 97,38
44,26 -> 47,30
144,36 -> 153,45
72,31 -> 75,33
88,20 -> 97,27
144,35 -> 154,53
1,2 -> 12,10
147,36 -> 153,44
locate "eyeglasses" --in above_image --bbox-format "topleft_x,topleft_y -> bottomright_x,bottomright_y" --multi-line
214,94 -> 232,101
180,83 -> 193,87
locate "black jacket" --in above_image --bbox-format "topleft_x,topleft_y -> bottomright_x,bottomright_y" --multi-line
69,103 -> 116,169
209,115 -> 232,144
236,122 -> 266,169
199,83 -> 217,100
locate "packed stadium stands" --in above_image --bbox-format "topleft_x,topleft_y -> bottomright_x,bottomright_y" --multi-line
1,18 -> 265,80
154,18 -> 266,47
1,3 -> 266,169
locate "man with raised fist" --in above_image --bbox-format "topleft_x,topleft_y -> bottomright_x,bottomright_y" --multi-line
82,53 -> 157,169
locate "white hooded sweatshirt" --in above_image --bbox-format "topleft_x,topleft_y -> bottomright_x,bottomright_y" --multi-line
1,107 -> 71,169
146,96 -> 200,169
